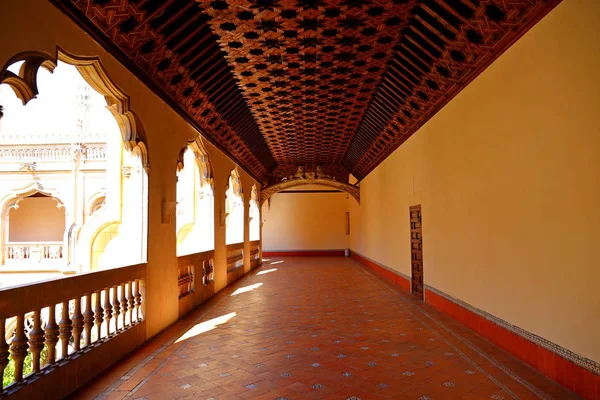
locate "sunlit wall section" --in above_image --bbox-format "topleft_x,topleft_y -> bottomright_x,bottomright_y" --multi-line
249,185 -> 260,241
225,168 -> 244,245
176,140 -> 215,256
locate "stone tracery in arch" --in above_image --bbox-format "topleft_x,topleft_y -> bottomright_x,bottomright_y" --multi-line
0,48 -> 148,154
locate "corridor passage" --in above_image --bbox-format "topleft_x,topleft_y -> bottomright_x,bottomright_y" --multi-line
74,258 -> 578,400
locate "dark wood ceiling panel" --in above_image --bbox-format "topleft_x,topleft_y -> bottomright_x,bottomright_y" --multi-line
198,0 -> 420,173
51,0 -> 276,180
50,0 -> 560,182
344,0 -> 561,178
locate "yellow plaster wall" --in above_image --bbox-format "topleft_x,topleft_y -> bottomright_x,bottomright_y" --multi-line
350,0 -> 600,362
263,185 -> 349,251
8,197 -> 65,242
0,0 -> 260,338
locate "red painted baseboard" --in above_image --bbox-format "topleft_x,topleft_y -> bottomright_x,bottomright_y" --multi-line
262,250 -> 344,257
426,289 -> 599,400
350,250 -> 599,400
350,251 -> 411,292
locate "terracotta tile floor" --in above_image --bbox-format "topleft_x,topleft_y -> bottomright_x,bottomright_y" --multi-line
70,257 -> 579,400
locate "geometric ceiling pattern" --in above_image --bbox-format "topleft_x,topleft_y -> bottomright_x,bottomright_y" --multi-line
50,0 -> 560,183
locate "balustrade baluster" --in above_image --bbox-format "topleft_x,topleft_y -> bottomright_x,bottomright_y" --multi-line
10,315 -> 29,382
58,301 -> 72,359
103,288 -> 113,336
134,280 -> 142,321
120,283 -> 128,329
112,286 -> 120,332
82,294 -> 94,347
94,291 -> 103,341
127,281 -> 135,325
0,320 -> 10,389
71,297 -> 84,352
28,310 -> 45,373
44,305 -> 59,365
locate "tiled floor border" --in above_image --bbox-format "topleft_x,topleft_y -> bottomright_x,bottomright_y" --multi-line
350,250 -> 600,400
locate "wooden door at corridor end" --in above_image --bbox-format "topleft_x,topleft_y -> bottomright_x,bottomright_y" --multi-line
410,205 -> 424,300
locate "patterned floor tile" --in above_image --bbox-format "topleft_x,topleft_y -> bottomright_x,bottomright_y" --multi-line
69,257 -> 579,400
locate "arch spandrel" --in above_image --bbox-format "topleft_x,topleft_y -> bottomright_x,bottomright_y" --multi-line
261,178 -> 360,206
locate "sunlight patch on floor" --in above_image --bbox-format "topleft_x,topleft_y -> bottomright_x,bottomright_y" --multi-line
230,282 -> 263,296
175,312 -> 237,343
257,268 -> 277,275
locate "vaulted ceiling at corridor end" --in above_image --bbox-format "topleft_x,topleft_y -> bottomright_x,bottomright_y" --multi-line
51,0 -> 559,183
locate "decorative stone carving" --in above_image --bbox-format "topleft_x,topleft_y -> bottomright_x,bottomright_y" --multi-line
121,166 -> 132,178
261,178 -> 360,205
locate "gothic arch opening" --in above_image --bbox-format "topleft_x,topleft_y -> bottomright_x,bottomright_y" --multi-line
176,138 -> 215,256
0,49 -> 149,278
225,168 -> 244,245
249,185 -> 260,242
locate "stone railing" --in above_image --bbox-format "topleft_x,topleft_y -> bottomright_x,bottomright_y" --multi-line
0,132 -> 108,145
0,263 -> 146,398
5,242 -> 64,263
177,250 -> 215,318
177,264 -> 194,300
250,240 -> 261,269
226,243 -> 244,285
226,243 -> 244,272
0,143 -> 106,162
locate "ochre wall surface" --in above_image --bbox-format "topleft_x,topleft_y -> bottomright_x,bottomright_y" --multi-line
350,0 -> 600,363
263,185 -> 350,251
0,0 -> 261,338
9,197 -> 65,242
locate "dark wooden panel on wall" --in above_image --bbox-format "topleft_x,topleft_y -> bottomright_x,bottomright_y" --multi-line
410,205 -> 423,300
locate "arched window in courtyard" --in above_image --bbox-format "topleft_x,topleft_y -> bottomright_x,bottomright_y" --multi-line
176,139 -> 214,256
225,168 -> 244,245
0,52 -> 148,285
4,193 -> 66,265
249,185 -> 260,241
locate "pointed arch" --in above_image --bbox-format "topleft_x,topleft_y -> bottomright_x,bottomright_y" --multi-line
249,184 -> 260,241
261,178 -> 360,206
175,136 -> 215,255
225,168 -> 244,245
0,47 -> 149,157
1,47 -> 150,272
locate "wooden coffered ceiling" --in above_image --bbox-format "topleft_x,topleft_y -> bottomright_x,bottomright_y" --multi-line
51,0 -> 559,183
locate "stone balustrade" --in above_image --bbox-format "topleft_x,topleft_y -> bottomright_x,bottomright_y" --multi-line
249,240 -> 261,269
226,243 -> 244,273
225,243 -> 244,285
0,132 -> 108,145
176,250 -> 215,317
0,143 -> 106,162
0,263 -> 145,396
5,242 -> 64,263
